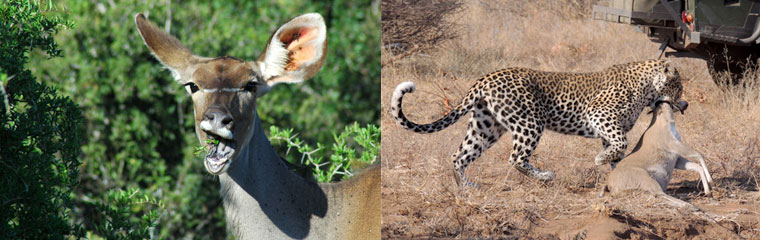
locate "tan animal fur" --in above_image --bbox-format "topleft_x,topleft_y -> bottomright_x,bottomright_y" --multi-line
603,100 -> 712,208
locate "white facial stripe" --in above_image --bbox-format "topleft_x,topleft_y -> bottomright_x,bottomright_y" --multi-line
200,120 -> 234,140
200,121 -> 213,131
212,128 -> 234,140
201,88 -> 245,93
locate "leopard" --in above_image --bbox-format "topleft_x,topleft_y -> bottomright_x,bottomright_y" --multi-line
390,59 -> 683,187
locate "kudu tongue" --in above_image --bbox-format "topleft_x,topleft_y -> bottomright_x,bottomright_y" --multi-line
218,140 -> 227,150
205,141 -> 222,161
206,140 -> 234,161
205,144 -> 218,160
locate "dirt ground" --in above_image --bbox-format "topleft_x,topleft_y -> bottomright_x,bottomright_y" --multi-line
381,1 -> 760,239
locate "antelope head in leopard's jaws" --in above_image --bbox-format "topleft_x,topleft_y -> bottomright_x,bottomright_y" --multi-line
135,13 -> 326,175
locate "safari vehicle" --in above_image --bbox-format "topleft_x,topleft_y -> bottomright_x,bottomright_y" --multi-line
593,0 -> 760,85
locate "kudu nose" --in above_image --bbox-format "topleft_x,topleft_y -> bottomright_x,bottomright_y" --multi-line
204,111 -> 233,126
200,108 -> 234,140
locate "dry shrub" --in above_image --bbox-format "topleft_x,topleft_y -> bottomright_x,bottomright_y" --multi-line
390,1 -> 659,81
697,55 -> 760,196
713,59 -> 760,107
381,0 -> 463,66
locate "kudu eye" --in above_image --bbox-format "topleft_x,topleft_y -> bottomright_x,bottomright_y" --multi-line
244,81 -> 257,92
184,82 -> 200,94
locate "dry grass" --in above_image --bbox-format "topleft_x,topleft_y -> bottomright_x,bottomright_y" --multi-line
381,1 -> 760,239
381,0 -> 463,56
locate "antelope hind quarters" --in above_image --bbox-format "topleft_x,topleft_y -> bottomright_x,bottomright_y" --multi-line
604,100 -> 713,209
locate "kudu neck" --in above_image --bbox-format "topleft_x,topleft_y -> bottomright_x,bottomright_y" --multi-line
650,103 -> 675,127
216,111 -> 331,239
222,111 -> 293,182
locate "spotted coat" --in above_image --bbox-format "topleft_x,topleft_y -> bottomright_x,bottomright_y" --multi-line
390,59 -> 683,185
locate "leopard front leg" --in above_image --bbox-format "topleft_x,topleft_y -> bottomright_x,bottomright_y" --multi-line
600,138 -> 622,169
592,121 -> 627,167
452,108 -> 506,188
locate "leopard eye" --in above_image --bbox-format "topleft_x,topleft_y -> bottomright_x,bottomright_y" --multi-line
184,82 -> 200,94
244,81 -> 257,92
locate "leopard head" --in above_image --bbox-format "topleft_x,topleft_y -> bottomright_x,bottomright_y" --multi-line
650,60 -> 683,108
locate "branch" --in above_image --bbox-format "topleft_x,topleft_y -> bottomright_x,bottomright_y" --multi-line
0,75 -> 13,115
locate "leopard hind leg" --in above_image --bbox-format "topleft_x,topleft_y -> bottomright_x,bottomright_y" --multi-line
503,115 -> 554,181
452,106 -> 506,188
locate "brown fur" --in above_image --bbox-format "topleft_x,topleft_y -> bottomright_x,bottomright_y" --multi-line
603,100 -> 713,209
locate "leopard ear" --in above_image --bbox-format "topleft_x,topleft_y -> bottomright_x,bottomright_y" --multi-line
661,60 -> 679,81
652,60 -> 672,89
677,100 -> 688,114
665,60 -> 676,74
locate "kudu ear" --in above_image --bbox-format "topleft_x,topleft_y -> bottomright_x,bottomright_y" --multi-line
256,13 -> 327,90
677,99 -> 688,114
135,13 -> 200,82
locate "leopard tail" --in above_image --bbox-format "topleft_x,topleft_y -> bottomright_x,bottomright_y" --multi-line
390,81 -> 479,133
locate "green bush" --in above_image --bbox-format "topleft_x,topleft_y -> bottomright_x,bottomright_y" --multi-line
270,123 -> 380,182
0,0 -> 82,238
2,1 -> 165,238
85,188 -> 162,239
28,0 -> 379,238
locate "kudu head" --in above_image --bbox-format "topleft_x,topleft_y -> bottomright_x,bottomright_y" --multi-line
135,13 -> 327,175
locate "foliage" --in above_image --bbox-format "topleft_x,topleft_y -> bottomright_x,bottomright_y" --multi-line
269,123 -> 380,182
84,188 -> 162,240
2,1 -> 164,239
0,0 -> 82,238
28,0 -> 379,238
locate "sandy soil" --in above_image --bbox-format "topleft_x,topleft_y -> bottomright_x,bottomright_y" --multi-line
381,1 -> 760,239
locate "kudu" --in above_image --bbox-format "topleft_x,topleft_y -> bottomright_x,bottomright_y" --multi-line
135,13 -> 380,239
602,100 -> 712,208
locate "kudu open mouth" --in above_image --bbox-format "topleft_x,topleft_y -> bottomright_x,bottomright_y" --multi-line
200,109 -> 238,174
203,134 -> 236,175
